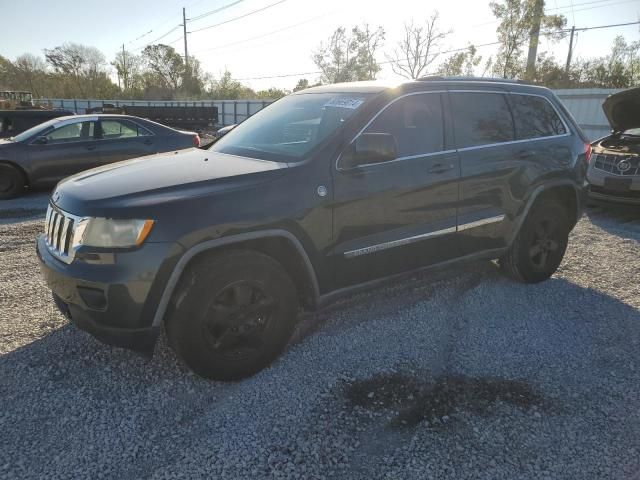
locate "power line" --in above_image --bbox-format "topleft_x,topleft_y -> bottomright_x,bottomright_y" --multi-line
190,0 -> 289,34
189,0 -> 245,22
234,41 -> 504,81
132,24 -> 182,51
231,19 -> 638,82
191,11 -> 337,54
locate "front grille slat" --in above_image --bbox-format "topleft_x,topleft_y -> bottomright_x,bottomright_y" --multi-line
43,204 -> 81,264
594,153 -> 639,176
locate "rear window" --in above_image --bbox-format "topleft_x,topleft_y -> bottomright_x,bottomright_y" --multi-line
450,92 -> 514,148
510,94 -> 566,139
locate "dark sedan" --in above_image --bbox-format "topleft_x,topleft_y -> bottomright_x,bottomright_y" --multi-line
0,114 -> 201,198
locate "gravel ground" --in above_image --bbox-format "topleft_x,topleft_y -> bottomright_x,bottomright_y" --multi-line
0,205 -> 638,479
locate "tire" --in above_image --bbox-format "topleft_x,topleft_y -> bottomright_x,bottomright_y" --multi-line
166,250 -> 298,381
0,164 -> 25,199
500,198 -> 571,283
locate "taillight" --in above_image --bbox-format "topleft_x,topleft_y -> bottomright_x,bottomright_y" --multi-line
193,135 -> 201,148
584,143 -> 592,164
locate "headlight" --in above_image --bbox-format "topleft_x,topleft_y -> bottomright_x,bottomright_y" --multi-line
76,218 -> 154,248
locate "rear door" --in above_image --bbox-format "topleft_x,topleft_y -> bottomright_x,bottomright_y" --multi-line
332,91 -> 460,288
96,118 -> 158,165
449,90 -> 520,255
27,119 -> 100,184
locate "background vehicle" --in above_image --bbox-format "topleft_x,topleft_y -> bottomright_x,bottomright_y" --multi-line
37,78 -> 589,381
0,114 -> 200,198
586,87 -> 640,205
0,109 -> 75,139
0,91 -> 34,109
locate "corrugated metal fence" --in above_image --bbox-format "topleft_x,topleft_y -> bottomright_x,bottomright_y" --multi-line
553,88 -> 619,141
36,98 -> 274,128
37,88 -> 617,141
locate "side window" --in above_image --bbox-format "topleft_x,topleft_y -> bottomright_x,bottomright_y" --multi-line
45,121 -> 95,144
100,120 -> 151,139
365,93 -> 444,158
450,92 -> 514,148
510,94 -> 566,139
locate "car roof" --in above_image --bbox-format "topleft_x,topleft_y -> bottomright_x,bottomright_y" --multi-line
297,77 -> 550,95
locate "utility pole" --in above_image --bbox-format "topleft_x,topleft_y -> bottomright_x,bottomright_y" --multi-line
525,0 -> 544,80
121,43 -> 127,90
182,7 -> 189,69
565,26 -> 576,74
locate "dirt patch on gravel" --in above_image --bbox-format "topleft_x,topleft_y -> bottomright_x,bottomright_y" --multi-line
345,373 -> 544,428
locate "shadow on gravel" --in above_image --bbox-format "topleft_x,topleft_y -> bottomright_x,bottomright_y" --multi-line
344,373 -> 544,429
584,204 -> 640,237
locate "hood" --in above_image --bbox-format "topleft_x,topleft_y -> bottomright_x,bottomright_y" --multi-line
54,148 -> 287,214
602,87 -> 640,132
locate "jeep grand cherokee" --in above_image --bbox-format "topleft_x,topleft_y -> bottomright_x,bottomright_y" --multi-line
37,78 -> 589,380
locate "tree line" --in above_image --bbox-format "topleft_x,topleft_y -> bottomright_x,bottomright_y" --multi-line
0,0 -> 638,101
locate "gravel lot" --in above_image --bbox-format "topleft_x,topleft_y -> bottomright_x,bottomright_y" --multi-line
0,203 -> 639,479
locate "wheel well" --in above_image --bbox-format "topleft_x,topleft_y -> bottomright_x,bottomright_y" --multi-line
535,185 -> 578,227
0,160 -> 29,186
179,236 -> 318,311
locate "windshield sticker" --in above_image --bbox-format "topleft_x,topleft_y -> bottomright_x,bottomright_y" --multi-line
324,97 -> 366,109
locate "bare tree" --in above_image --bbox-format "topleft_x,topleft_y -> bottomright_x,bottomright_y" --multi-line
387,12 -> 451,79
13,54 -> 47,97
44,43 -> 109,97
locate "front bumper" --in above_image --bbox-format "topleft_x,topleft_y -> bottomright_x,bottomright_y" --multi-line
36,234 -> 184,352
587,165 -> 640,205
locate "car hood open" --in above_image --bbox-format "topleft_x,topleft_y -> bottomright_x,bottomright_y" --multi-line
602,87 -> 640,132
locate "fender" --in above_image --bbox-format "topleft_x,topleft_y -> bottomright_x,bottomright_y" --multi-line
507,180 -> 584,246
151,229 -> 321,328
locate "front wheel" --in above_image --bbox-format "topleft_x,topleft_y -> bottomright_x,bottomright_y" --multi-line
0,164 -> 25,199
500,198 -> 571,283
166,250 -> 298,381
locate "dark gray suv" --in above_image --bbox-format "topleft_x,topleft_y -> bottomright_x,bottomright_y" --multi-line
37,78 -> 590,380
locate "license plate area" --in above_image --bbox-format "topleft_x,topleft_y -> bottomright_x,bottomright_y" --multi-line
604,177 -> 632,192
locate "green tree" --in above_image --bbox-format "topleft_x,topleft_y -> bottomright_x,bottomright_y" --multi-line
489,0 -> 566,79
312,24 -> 385,83
439,45 -> 483,76
141,44 -> 185,95
207,70 -> 256,99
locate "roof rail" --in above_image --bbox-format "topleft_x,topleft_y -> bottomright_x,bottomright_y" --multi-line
417,76 -> 533,85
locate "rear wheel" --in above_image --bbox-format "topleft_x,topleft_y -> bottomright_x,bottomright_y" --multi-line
0,164 -> 25,199
166,250 -> 298,381
500,198 -> 570,283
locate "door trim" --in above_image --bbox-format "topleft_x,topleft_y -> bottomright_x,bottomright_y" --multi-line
342,213 -> 506,258
457,214 -> 505,231
343,226 -> 456,258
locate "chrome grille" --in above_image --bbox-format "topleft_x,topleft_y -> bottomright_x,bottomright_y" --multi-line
593,153 -> 640,176
44,204 -> 78,263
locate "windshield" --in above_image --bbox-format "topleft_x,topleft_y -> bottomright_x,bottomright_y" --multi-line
210,92 -> 373,161
11,118 -> 60,142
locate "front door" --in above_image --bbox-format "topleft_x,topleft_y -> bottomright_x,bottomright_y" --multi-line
27,119 -> 100,184
331,92 -> 460,288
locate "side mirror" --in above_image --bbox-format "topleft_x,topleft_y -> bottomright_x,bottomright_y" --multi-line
343,133 -> 397,169
32,136 -> 48,145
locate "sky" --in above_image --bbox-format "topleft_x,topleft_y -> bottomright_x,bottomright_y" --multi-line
1,0 -> 639,91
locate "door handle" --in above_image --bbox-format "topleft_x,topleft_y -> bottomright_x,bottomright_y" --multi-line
143,139 -> 153,145
86,145 -> 97,151
428,163 -> 454,174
